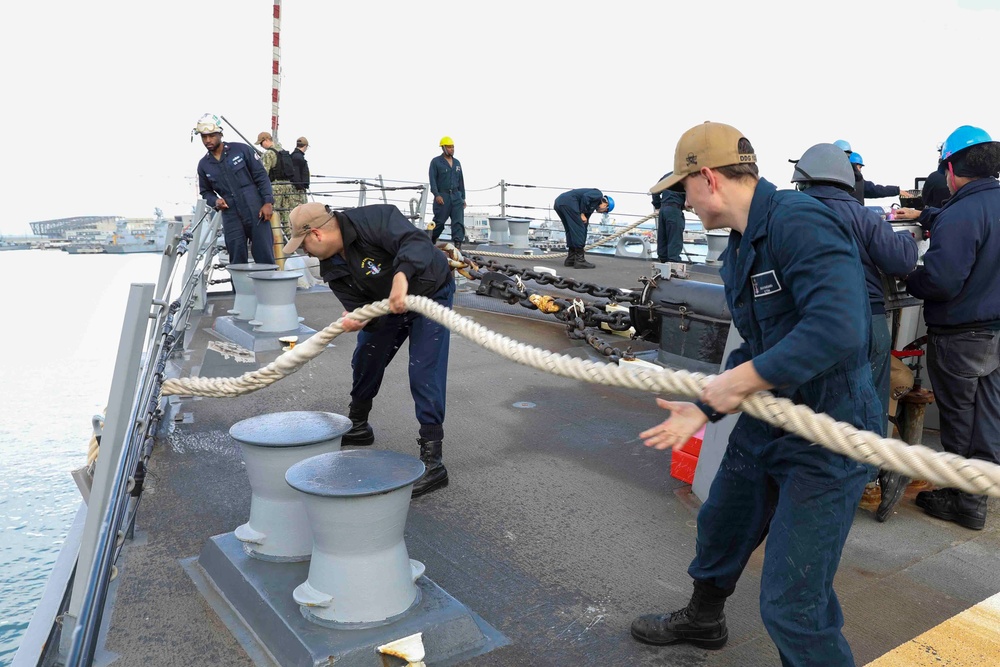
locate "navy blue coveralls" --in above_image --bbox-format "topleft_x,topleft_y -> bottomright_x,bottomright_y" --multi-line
428,154 -> 466,244
906,178 -> 1000,509
553,188 -> 604,249
692,179 -> 881,667
651,177 -> 686,262
318,205 -> 456,441
851,165 -> 900,204
197,142 -> 275,264
921,168 -> 950,208
805,184 -> 918,431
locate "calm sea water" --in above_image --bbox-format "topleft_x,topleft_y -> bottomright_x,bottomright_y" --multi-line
0,250 -> 163,665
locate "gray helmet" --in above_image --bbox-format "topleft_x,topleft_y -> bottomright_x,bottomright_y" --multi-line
790,143 -> 855,189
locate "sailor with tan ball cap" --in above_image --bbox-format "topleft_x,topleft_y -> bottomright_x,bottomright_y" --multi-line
632,122 -> 880,667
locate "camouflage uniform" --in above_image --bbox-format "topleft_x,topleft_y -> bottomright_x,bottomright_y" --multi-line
261,141 -> 301,237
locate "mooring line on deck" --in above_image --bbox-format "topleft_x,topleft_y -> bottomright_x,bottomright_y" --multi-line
160,295 -> 1000,498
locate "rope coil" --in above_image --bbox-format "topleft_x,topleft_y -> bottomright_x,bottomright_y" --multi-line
160,295 -> 1000,498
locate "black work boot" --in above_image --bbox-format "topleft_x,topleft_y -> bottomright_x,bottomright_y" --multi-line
564,249 -> 577,267
342,400 -> 375,447
412,438 -> 449,497
915,487 -> 948,510
918,487 -> 987,530
876,469 -> 911,522
631,582 -> 729,649
573,249 -> 596,269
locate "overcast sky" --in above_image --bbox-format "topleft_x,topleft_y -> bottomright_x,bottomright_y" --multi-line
4,0 -> 999,235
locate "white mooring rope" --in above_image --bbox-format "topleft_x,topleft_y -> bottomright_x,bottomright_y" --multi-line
160,295 -> 1000,498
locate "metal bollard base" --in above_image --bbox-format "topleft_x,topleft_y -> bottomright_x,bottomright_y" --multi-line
213,315 -> 317,353
184,532 -> 508,667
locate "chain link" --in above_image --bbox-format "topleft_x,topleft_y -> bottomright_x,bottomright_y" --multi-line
471,259 -> 647,305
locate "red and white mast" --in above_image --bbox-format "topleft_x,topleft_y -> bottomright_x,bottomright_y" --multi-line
271,0 -> 282,140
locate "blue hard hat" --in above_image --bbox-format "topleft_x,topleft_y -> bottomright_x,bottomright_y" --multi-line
849,152 -> 864,166
940,125 -> 994,162
605,195 -> 615,212
833,139 -> 853,153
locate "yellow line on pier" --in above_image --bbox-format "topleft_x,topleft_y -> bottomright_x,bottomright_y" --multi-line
866,592 -> 1000,666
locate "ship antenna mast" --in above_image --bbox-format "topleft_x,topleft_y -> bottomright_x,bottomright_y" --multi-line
271,0 -> 282,142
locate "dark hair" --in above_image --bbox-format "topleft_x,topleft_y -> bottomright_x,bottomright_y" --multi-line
716,138 -> 760,182
949,142 -> 1000,179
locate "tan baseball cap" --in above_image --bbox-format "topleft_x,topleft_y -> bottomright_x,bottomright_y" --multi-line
254,131 -> 272,145
283,202 -> 333,254
888,355 -> 914,417
650,122 -> 756,193
296,136 -> 309,147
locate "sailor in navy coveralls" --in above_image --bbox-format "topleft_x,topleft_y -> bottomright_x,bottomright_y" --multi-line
633,123 -> 881,667
428,136 -> 466,246
194,114 -> 275,265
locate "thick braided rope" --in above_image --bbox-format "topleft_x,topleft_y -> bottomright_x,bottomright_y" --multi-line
469,213 -> 656,259
161,295 -> 1000,497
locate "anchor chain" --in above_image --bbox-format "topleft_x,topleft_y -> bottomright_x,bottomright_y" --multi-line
469,266 -> 634,332
469,258 -> 645,304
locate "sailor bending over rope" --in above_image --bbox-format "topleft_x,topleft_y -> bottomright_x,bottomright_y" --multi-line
632,122 -> 883,667
282,202 -> 456,497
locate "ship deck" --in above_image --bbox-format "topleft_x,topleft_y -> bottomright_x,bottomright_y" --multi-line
101,252 -> 1000,667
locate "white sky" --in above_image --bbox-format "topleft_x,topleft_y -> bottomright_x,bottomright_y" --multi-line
4,0 -> 1000,235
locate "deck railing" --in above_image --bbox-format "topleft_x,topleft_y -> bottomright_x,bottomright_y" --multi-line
13,202 -> 224,667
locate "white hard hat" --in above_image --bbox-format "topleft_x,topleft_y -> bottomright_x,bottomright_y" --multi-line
194,113 -> 223,135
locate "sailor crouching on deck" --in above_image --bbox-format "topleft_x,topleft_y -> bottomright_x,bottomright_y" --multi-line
633,122 -> 882,666
283,202 -> 456,496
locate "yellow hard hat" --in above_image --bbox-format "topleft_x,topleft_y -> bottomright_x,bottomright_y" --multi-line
439,136 -> 454,147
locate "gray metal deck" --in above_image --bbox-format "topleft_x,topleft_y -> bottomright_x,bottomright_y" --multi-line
101,253 -> 1000,666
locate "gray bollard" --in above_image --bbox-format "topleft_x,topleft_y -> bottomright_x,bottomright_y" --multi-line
615,234 -> 652,259
286,449 -> 426,626
248,270 -> 304,332
488,216 -> 509,245
227,263 -> 278,321
705,229 -> 729,264
229,411 -> 351,561
507,218 -> 530,249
